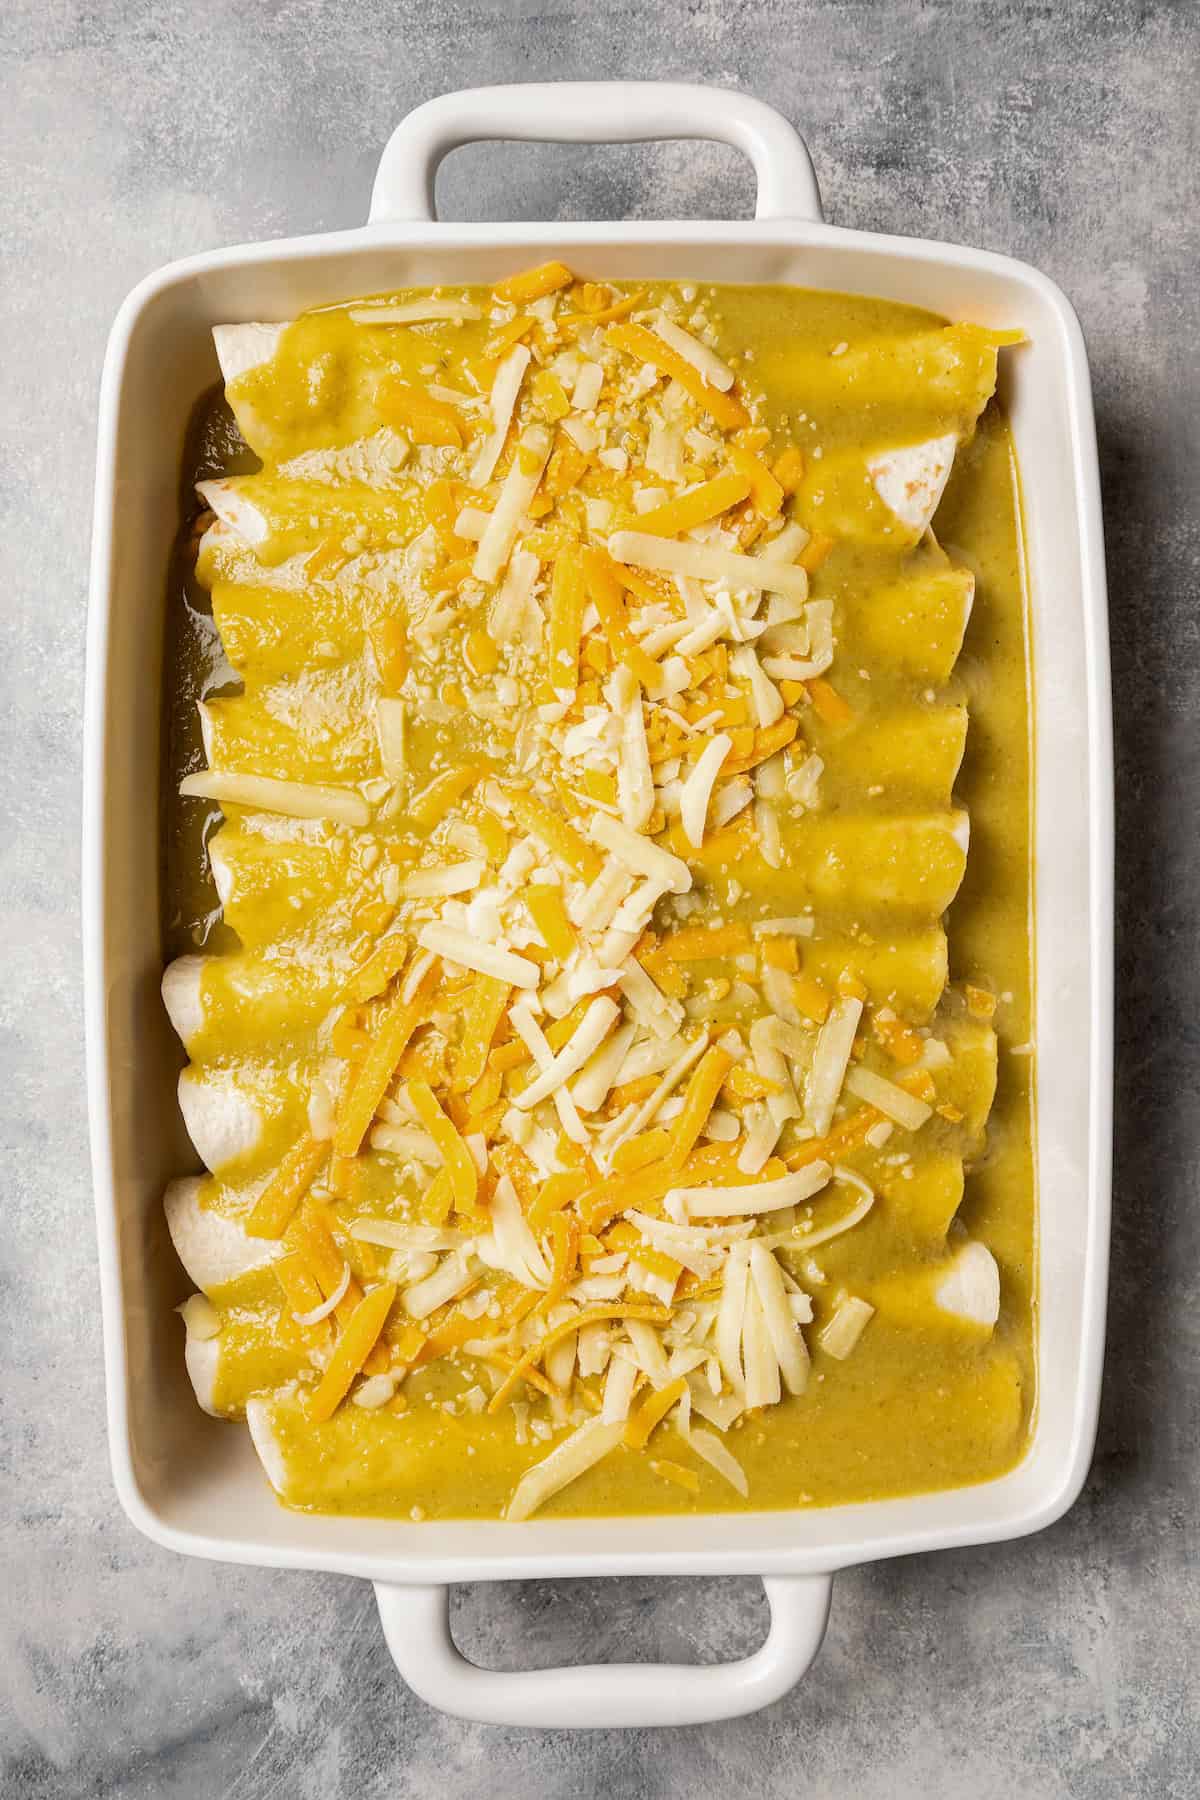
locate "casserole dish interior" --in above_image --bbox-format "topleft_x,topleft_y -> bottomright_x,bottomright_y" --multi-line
87,83 -> 1110,1724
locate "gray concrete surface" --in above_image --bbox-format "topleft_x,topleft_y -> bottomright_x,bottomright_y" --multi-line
2,1 -> 1197,1794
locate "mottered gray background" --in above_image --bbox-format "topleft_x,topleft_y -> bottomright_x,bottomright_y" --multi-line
2,1 -> 1198,1794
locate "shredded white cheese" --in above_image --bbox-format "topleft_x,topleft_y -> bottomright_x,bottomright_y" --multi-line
473,425 -> 551,582
680,733 -> 732,849
399,860 -> 483,898
374,698 -> 407,781
508,1001 -> 589,1144
818,1293 -> 875,1359
607,665 -> 654,831
470,345 -> 532,487
490,547 -> 542,648
601,1354 -> 639,1424
179,771 -> 370,828
730,644 -> 784,729
750,916 -> 815,939
608,531 -> 810,600
844,1064 -> 933,1130
417,923 -> 539,988
674,1162 -> 832,1220
652,314 -> 735,391
590,811 -> 692,894
572,361 -> 604,410
404,1250 -> 478,1319
349,299 -> 482,324
748,1242 -> 810,1394
515,997 -> 620,1109
507,1416 -> 623,1520
805,995 -> 864,1136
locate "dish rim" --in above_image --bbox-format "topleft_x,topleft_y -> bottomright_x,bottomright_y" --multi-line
86,207 -> 1112,1590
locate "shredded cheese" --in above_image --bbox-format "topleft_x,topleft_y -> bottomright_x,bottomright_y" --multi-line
616,960 -> 688,1045
473,425 -> 551,583
515,997 -> 621,1109
844,1063 -> 933,1130
374,697 -> 407,781
506,1416 -> 624,1521
349,299 -> 482,324
679,732 -> 732,848
403,1249 -> 478,1319
308,1283 -> 396,1422
750,916 -> 815,938
607,664 -> 655,830
748,1242 -> 810,1393
730,644 -> 784,729
471,344 -> 532,487
179,771 -> 370,828
608,530 -> 810,600
417,923 -> 539,988
601,1355 -> 639,1425
398,860 -> 483,898
406,1080 -> 478,1213
805,995 -> 864,1137
571,1020 -> 637,1112
652,314 -> 736,391
508,1000 -> 589,1144
818,1293 -> 875,1359
686,1423 -> 748,1495
590,811 -> 692,894
715,1243 -> 750,1400
673,1161 -> 832,1219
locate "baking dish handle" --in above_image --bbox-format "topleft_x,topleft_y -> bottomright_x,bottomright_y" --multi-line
369,82 -> 822,226
373,1572 -> 833,1728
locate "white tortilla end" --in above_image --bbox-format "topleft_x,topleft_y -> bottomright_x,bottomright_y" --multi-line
162,956 -> 205,1050
934,1240 -> 1000,1328
196,478 -> 268,546
245,1397 -> 289,1495
184,1332 -> 223,1417
197,517 -> 234,560
868,433 -> 957,535
164,1176 -> 275,1290
196,700 -> 216,764
177,1069 -> 264,1173
212,322 -> 286,385
208,838 -> 233,909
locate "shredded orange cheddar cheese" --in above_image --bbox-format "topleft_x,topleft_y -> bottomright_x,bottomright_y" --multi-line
625,1375 -> 688,1449
487,1304 -> 672,1415
506,788 -> 602,883
607,322 -> 751,430
525,883 -> 577,961
407,1080 -> 478,1214
308,1283 -> 397,1422
453,975 -> 511,1092
494,260 -> 574,304
244,1136 -> 327,1240
334,965 -> 436,1157
633,471 -> 751,537
650,1457 -> 702,1494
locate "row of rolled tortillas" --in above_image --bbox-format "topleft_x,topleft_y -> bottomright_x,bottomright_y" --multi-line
167,321 -> 999,1439
200,320 -> 962,550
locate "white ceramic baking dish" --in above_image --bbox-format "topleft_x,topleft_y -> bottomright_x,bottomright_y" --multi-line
85,82 -> 1113,1729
